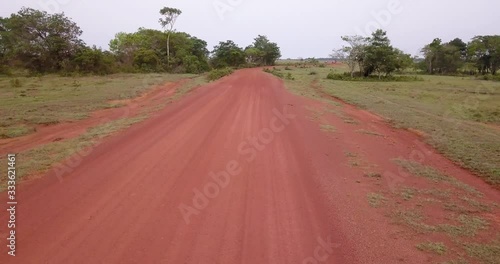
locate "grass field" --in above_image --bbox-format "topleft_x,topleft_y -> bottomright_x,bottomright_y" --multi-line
279,65 -> 500,186
0,73 -> 206,190
0,73 -> 200,138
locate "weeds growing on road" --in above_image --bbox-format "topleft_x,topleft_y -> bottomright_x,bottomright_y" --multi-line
367,193 -> 387,207
319,124 -> 335,132
356,129 -> 384,137
394,159 -> 481,196
464,239 -> 500,264
416,242 -> 447,255
0,116 -> 147,191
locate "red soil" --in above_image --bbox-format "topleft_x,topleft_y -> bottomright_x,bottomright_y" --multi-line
0,68 -> 498,263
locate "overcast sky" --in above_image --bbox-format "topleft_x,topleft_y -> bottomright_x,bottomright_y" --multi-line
2,0 -> 499,58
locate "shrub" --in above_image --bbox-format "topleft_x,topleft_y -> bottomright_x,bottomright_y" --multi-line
477,74 -> 500,82
309,71 -> 317,75
206,68 -> 234,81
263,68 -> 294,80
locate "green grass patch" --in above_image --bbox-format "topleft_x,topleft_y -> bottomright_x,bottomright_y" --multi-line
263,68 -> 295,80
314,69 -> 500,186
0,73 -> 195,138
206,68 -> 234,81
0,125 -> 36,138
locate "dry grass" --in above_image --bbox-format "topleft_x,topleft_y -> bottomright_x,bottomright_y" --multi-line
367,192 -> 387,207
416,241 -> 447,255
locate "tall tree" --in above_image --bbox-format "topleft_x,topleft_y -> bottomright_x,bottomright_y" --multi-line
159,7 -> 182,68
421,38 -> 442,74
468,35 -> 500,75
248,35 -> 281,65
363,29 -> 397,77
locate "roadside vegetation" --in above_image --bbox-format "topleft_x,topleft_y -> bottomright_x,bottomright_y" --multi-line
0,7 -> 281,76
206,68 -> 234,81
332,30 -> 500,80
0,73 -> 195,138
279,64 -> 500,186
0,74 -> 207,190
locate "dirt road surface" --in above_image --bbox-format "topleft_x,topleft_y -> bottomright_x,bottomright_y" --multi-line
1,69 -> 498,263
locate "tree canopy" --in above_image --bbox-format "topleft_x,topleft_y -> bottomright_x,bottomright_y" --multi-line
333,30 -> 412,78
0,7 -> 283,75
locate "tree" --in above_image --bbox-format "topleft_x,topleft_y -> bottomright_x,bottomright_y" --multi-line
333,35 -> 367,77
159,7 -> 182,68
421,38 -> 442,74
73,46 -> 115,74
210,40 -> 246,68
468,35 -> 500,75
248,35 -> 281,65
0,7 -> 84,72
363,30 -> 397,77
421,37 -> 467,74
244,46 -> 264,65
109,29 -> 209,73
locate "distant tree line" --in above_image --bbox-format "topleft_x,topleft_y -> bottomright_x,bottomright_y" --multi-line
0,7 -> 281,75
333,30 -> 500,77
420,36 -> 500,75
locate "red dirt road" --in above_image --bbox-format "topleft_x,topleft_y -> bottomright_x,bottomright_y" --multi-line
1,69 -> 498,263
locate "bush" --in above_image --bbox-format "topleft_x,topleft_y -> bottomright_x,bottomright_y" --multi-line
263,68 -> 294,80
326,72 -> 423,82
309,71 -> 317,75
477,74 -> 500,82
284,66 -> 292,70
207,68 -> 234,81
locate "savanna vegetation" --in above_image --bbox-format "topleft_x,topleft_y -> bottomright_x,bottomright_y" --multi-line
278,64 -> 500,186
0,6 -> 281,76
